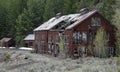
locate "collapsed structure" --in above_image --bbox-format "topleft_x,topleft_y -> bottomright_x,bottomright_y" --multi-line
34,9 -> 115,57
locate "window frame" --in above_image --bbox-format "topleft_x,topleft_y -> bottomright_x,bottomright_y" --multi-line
91,17 -> 101,26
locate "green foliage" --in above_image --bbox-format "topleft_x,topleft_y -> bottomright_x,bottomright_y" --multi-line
76,0 -> 96,12
58,37 -> 65,52
93,27 -> 108,58
5,0 -> 26,37
112,0 -> 120,56
27,0 -> 46,26
43,0 -> 55,21
112,9 -> 120,56
0,0 -> 116,45
15,8 -> 33,46
58,36 -> 69,58
98,0 -> 115,21
16,0 -> 46,46
4,53 -> 11,62
63,0 -> 76,14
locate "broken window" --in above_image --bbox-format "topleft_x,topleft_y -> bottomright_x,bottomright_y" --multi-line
25,43 -> 28,47
91,17 -> 101,26
82,32 -> 87,41
64,43 -> 69,57
41,42 -> 46,54
73,31 -> 82,44
56,35 -> 60,43
29,42 -> 33,47
41,34 -> 45,41
48,44 -> 52,54
109,47 -> 114,56
74,47 -> 79,57
73,32 -> 77,44
64,35 -> 69,43
48,35 -> 52,43
54,44 -> 59,57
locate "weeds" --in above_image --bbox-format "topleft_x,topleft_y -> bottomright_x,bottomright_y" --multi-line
4,53 -> 11,61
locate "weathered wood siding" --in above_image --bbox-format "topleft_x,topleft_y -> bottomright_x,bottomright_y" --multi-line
24,40 -> 35,48
34,12 -> 115,57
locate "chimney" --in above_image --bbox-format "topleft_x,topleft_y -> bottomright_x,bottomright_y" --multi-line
56,13 -> 62,19
80,8 -> 89,15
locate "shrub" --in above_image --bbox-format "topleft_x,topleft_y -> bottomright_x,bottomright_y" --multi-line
4,53 -> 11,61
112,8 -> 120,56
93,27 -> 108,58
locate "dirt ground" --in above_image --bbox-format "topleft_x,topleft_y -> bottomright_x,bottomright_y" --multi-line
0,48 -> 118,72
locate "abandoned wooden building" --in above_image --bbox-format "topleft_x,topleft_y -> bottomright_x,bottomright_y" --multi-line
0,38 -> 16,47
24,34 -> 35,48
34,9 -> 115,57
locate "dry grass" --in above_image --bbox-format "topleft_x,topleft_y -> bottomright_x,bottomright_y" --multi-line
0,49 -> 118,72
111,56 -> 120,72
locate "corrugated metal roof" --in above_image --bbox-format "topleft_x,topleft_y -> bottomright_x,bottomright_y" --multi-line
34,10 -> 97,31
24,34 -> 35,40
66,10 -> 97,29
34,14 -> 79,31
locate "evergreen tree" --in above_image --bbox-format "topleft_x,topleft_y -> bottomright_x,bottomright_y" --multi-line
63,0 -> 77,14
15,0 -> 47,46
43,0 -> 55,21
16,9 -> 33,46
54,0 -> 64,14
98,0 -> 115,21
27,0 -> 46,27
5,0 -> 27,37
76,0 -> 96,12
0,0 -> 117,47
0,1 -> 7,38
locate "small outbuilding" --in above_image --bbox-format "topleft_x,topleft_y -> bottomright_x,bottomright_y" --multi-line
24,34 -> 35,48
0,38 -> 16,47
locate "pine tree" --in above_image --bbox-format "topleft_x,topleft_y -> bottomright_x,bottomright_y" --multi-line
63,0 -> 77,14
43,0 -> 55,21
16,9 -> 33,46
27,0 -> 46,27
0,0 -> 117,47
98,0 -> 115,21
15,0 -> 47,46
76,0 -> 96,12
0,1 -> 7,38
54,0 -> 64,14
5,0 -> 27,38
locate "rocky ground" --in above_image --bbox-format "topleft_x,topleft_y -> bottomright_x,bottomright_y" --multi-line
0,48 -> 119,72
